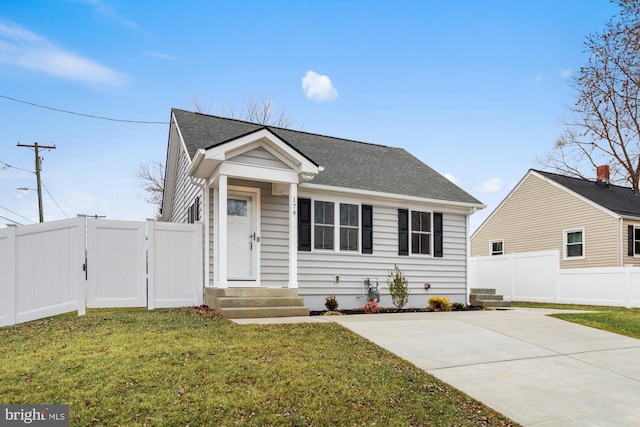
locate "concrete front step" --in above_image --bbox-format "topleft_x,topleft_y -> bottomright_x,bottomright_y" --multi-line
205,287 -> 310,319
470,288 -> 496,294
217,297 -> 305,308
473,300 -> 512,308
220,306 -> 310,319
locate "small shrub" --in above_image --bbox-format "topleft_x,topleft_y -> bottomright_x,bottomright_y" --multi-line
428,296 -> 451,312
323,311 -> 344,316
387,264 -> 409,309
325,295 -> 339,311
363,300 -> 381,314
451,302 -> 465,311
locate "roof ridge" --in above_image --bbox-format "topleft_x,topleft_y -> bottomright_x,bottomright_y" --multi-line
532,168 -> 635,191
171,107 -> 390,149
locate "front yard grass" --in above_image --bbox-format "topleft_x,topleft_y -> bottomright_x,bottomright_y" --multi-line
513,301 -> 640,339
0,308 -> 517,426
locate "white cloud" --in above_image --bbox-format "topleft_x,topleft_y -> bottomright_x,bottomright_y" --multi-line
0,21 -> 124,86
145,51 -> 177,61
474,177 -> 502,194
301,70 -> 338,102
560,69 -> 572,79
443,172 -> 460,185
534,74 -> 543,83
74,0 -> 139,29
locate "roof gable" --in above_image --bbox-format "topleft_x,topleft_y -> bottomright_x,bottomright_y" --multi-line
170,108 -> 483,207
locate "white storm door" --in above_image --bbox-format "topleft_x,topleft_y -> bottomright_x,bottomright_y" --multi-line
227,193 -> 258,281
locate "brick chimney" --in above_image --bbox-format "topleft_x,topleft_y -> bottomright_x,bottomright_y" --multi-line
596,165 -> 610,185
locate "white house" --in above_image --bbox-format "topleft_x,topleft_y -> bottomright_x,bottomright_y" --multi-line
160,109 -> 484,317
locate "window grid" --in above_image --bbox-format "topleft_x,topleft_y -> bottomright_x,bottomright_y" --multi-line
411,211 -> 431,255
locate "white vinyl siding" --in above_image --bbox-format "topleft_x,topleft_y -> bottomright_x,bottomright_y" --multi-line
471,172 -> 620,268
170,146 -> 203,224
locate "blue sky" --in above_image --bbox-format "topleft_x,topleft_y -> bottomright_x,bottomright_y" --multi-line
0,0 -> 620,230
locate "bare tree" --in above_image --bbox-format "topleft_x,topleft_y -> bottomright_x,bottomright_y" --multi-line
138,96 -> 294,214
538,0 -> 640,190
136,159 -> 165,214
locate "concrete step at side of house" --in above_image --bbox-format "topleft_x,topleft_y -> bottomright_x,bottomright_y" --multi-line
469,293 -> 503,305
217,297 -> 305,308
470,288 -> 497,295
220,306 -> 310,319
475,300 -> 512,309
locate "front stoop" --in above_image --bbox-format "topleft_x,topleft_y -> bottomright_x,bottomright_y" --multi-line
470,288 -> 511,309
205,287 -> 310,319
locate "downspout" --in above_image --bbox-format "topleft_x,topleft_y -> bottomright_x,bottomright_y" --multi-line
466,207 -> 477,306
190,177 -> 208,299
620,216 -> 624,267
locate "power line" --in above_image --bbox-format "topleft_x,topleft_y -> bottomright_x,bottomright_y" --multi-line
0,159 -> 35,174
0,214 -> 22,226
0,205 -> 34,224
41,181 -> 69,218
0,94 -> 169,125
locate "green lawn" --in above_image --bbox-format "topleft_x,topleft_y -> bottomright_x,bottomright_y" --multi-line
0,308 -> 517,426
513,301 -> 640,339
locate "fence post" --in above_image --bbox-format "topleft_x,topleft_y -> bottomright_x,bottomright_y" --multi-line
625,265 -> 633,309
147,219 -> 156,310
77,215 -> 87,316
3,225 -> 17,326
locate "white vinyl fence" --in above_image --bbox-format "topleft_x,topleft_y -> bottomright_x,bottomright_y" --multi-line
0,216 -> 203,327
469,250 -> 640,308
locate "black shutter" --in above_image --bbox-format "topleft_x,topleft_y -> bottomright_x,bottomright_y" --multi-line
195,196 -> 200,221
434,212 -> 443,258
362,205 -> 373,254
398,209 -> 409,256
629,225 -> 634,257
298,198 -> 312,251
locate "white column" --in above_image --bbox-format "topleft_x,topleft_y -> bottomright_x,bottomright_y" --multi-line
288,183 -> 299,288
217,175 -> 228,288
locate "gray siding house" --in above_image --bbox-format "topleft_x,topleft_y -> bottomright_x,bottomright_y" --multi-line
161,109 -> 484,312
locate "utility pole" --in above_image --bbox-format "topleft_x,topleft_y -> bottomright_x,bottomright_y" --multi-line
17,142 -> 56,222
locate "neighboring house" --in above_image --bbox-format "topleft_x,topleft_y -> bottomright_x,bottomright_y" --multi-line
471,167 -> 640,268
161,109 -> 484,311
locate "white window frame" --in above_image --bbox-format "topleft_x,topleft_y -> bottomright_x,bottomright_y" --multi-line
410,210 -> 433,256
490,239 -> 504,256
311,198 -> 361,253
563,227 -> 585,260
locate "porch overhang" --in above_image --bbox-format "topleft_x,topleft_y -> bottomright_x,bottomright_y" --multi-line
187,128 -> 321,183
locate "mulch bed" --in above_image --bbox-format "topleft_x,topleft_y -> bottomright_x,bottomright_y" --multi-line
310,306 -> 483,316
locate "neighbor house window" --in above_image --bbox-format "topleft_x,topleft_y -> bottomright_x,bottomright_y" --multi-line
563,228 -> 585,259
339,203 -> 359,251
628,225 -> 640,257
314,201 -> 334,250
490,240 -> 504,256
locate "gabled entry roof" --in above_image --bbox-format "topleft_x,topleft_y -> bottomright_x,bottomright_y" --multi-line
171,108 -> 483,206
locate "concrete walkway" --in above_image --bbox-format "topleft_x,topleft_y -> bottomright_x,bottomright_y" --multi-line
323,308 -> 640,426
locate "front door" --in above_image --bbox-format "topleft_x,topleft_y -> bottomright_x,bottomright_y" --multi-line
227,190 -> 259,283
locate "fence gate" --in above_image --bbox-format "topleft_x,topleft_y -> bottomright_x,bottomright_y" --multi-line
86,219 -> 147,308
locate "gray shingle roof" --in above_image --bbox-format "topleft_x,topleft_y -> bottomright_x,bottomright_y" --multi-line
173,108 -> 483,206
535,169 -> 640,217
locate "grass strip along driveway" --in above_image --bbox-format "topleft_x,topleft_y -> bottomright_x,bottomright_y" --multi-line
513,301 -> 640,340
0,308 -> 517,426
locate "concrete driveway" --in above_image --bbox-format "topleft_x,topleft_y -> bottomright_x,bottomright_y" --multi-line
324,308 -> 640,426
